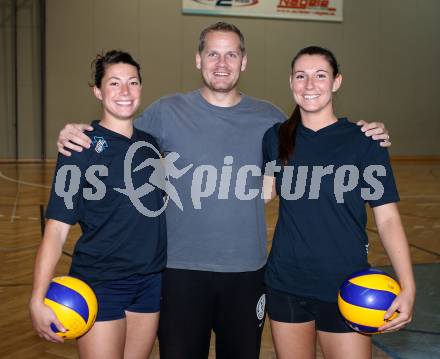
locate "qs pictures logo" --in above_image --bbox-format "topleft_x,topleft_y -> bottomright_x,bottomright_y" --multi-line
193,0 -> 259,7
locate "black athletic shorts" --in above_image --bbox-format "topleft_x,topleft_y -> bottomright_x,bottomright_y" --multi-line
158,267 -> 266,359
266,287 -> 352,333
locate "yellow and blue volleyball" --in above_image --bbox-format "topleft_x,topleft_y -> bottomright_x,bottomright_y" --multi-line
44,276 -> 98,339
338,268 -> 400,334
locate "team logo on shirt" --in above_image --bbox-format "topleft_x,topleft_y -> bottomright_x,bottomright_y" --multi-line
92,136 -> 108,153
256,294 -> 266,322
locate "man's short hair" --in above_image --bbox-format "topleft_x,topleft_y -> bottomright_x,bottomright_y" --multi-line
198,22 -> 246,54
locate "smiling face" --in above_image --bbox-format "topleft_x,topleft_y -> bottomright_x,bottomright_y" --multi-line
196,31 -> 247,94
290,54 -> 342,116
93,63 -> 141,121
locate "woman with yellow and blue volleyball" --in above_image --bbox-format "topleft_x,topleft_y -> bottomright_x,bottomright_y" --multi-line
29,50 -> 166,359
262,46 -> 415,358
337,267 -> 402,333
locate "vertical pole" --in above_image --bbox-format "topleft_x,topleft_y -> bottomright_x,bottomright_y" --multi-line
40,0 -> 46,159
39,204 -> 45,235
12,0 -> 18,159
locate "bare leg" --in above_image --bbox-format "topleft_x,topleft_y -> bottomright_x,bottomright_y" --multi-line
318,330 -> 371,359
270,319 -> 316,359
124,311 -> 159,359
77,319 -> 126,359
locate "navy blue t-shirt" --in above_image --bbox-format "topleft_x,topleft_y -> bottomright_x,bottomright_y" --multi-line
46,121 -> 167,284
262,118 -> 399,302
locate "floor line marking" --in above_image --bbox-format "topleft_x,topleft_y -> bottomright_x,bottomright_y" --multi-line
10,189 -> 19,224
0,244 -> 39,252
409,243 -> 440,257
0,171 -> 50,189
400,195 -> 440,199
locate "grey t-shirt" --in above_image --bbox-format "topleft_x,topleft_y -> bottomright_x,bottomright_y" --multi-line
135,90 -> 285,272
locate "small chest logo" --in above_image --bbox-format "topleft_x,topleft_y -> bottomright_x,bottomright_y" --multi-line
92,136 -> 108,153
256,294 -> 266,321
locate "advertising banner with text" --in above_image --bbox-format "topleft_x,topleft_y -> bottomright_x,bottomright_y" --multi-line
182,0 -> 343,22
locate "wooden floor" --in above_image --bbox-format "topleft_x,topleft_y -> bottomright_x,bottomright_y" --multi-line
0,160 -> 438,358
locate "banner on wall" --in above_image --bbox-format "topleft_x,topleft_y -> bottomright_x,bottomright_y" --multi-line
182,0 -> 343,22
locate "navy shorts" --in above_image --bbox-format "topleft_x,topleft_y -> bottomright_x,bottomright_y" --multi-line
92,272 -> 162,321
266,288 -> 352,333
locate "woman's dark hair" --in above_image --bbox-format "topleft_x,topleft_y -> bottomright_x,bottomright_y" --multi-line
91,50 -> 142,88
279,46 -> 339,164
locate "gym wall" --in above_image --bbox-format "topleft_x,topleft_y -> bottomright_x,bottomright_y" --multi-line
1,0 -> 439,158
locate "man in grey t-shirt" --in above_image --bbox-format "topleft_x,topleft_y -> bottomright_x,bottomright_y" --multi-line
57,22 -> 390,359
